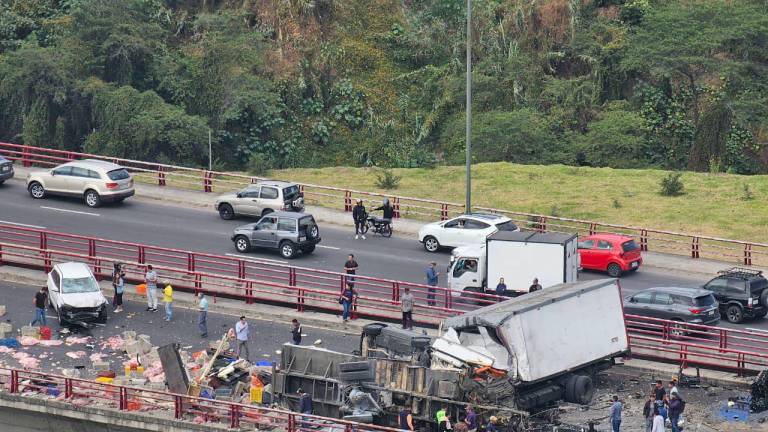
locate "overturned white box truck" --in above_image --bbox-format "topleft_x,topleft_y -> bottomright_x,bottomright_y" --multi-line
272,279 -> 629,430
448,231 -> 580,296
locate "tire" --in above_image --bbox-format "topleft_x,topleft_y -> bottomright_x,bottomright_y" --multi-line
564,375 -> 578,403
234,236 -> 251,253
423,236 -> 440,253
56,308 -> 66,326
360,222 -> 370,234
362,323 -> 387,337
669,320 -> 686,338
84,189 -> 101,208
302,244 -> 316,254
760,290 -> 768,309
98,308 -> 107,324
726,304 -> 744,324
381,224 -> 392,238
573,375 -> 594,405
218,204 -> 235,220
28,182 -> 46,199
308,225 -> 319,239
280,241 -> 296,259
607,263 -> 622,278
261,208 -> 274,217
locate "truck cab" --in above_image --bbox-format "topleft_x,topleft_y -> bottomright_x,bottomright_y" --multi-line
448,245 -> 486,295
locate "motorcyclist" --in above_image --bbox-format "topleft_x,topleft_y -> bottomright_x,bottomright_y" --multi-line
374,198 -> 394,223
352,199 -> 367,240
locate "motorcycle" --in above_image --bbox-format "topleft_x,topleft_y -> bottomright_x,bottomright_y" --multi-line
361,215 -> 392,238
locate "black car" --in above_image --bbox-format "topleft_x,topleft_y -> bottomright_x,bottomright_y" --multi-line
624,287 -> 720,335
0,155 -> 13,184
702,268 -> 768,323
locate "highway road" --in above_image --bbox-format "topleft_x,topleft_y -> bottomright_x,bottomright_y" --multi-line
2,180 -> 767,332
0,280 -> 358,374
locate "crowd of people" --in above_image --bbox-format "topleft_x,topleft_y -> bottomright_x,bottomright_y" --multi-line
611,379 -> 686,432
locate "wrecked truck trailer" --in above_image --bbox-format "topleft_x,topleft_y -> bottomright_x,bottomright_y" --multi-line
272,279 -> 628,429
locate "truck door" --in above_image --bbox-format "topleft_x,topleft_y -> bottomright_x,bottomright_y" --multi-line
450,257 -> 481,293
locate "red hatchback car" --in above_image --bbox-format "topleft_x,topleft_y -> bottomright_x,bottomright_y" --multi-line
577,233 -> 643,277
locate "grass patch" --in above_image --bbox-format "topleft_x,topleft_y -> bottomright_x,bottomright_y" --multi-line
273,163 -> 768,241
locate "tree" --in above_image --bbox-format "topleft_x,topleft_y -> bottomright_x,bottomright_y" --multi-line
574,102 -> 649,168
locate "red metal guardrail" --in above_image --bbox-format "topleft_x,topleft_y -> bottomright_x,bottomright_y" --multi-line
1,141 -> 766,267
0,366 -> 402,432
1,223 -> 767,376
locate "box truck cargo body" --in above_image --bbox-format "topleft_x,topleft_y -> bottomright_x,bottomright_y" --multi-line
448,231 -> 579,294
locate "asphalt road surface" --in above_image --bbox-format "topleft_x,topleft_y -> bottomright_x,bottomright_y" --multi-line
1,181 -> 766,332
0,281 -> 358,374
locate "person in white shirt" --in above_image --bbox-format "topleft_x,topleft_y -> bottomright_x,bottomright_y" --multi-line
235,316 -> 250,361
651,407 -> 665,432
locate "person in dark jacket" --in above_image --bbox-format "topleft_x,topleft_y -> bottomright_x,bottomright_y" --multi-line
668,393 -> 684,432
399,406 -> 415,431
291,319 -> 302,345
352,199 -> 367,240
643,394 -> 655,432
298,388 -> 313,414
374,198 -> 394,221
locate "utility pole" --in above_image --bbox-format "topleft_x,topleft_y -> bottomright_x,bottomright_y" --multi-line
465,0 -> 473,214
208,129 -> 212,171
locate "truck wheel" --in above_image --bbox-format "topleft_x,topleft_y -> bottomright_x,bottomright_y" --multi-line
564,375 -> 578,403
574,375 -> 594,405
423,236 -> 440,252
218,204 -> 235,220
726,304 -> 744,323
607,263 -> 622,278
362,323 -> 386,337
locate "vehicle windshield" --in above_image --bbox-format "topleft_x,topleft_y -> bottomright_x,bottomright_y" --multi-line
621,240 -> 639,253
61,276 -> 101,294
107,169 -> 131,181
694,295 -> 717,307
283,185 -> 300,200
495,221 -> 519,231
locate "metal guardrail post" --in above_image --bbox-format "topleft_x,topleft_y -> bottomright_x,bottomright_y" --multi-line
392,282 -> 400,302
344,191 -> 352,212
188,253 -> 195,272
691,237 -> 700,259
158,166 -> 166,186
119,387 -> 128,410
230,404 -> 240,428
194,273 -> 202,292
589,223 -> 597,235
538,216 -> 547,233
719,329 -> 728,351
174,395 -> 183,419
0,244 -> 3,265
393,197 -> 400,219
245,281 -> 253,305
744,244 -> 753,266
288,413 -> 296,432
640,229 -> 648,251
137,245 -> 146,264
203,171 -> 212,193
440,204 -> 449,221
10,370 -> 18,393
64,378 -> 73,398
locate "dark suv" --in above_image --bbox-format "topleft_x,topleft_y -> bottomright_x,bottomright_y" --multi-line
702,268 -> 768,324
231,211 -> 320,259
624,287 -> 720,335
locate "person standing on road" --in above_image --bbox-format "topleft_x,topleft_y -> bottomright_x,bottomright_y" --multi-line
529,278 -> 542,292
653,380 -> 667,419
667,393 -> 684,432
30,286 -> 48,327
352,199 -> 367,240
291,319 -> 302,345
495,278 -> 507,298
435,406 -> 448,432
643,394 -> 655,432
668,380 -> 679,399
340,285 -> 355,323
344,254 -> 358,288
465,404 -> 477,432
401,287 -> 415,330
235,316 -> 250,361
112,264 -> 125,313
163,283 -> 173,322
197,293 -> 208,337
651,407 -> 665,432
609,395 -> 622,432
425,262 -> 439,306
145,265 -> 158,312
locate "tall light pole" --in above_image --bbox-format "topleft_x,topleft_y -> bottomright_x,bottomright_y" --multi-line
465,0 -> 472,213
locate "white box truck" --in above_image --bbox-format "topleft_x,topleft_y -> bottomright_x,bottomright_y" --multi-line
448,231 -> 579,295
439,278 -> 629,409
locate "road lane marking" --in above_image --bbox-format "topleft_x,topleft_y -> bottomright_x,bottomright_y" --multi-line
0,220 -> 47,229
225,253 -> 288,265
316,245 -> 341,250
40,206 -> 100,217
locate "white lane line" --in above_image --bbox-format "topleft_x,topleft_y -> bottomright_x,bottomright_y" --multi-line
0,220 -> 47,229
225,253 -> 288,265
316,245 -> 341,250
746,328 -> 768,333
40,206 -> 100,217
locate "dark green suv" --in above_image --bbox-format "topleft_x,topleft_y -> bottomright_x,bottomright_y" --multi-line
702,268 -> 768,323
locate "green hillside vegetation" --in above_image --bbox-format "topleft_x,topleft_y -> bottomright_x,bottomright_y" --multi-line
0,0 -> 767,175
275,164 -> 768,241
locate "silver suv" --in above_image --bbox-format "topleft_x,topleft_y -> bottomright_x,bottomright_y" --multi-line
27,159 -> 135,207
231,211 -> 320,259
215,180 -> 304,220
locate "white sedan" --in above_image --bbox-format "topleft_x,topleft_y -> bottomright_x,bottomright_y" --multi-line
47,262 -> 109,325
418,213 -> 520,252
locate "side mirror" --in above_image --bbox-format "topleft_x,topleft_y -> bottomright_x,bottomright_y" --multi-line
252,225 -> 260,231
236,192 -> 243,198
50,170 -> 56,176
629,297 -> 636,303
